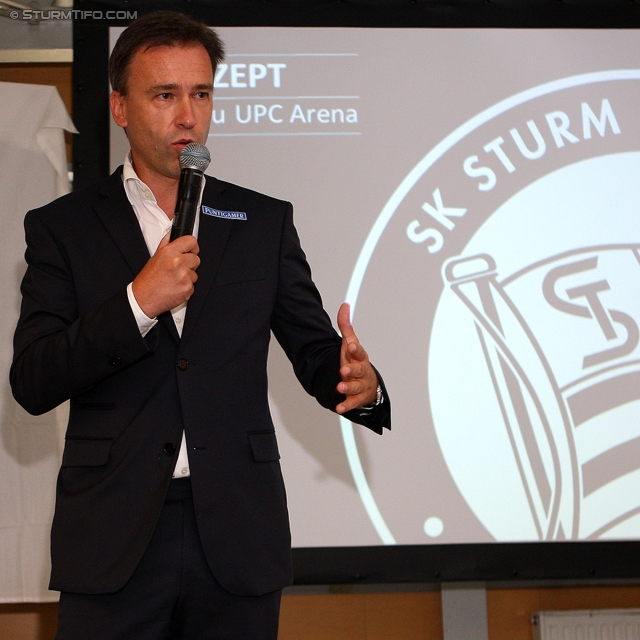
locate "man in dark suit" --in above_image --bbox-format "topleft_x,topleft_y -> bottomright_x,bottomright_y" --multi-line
10,11 -> 389,640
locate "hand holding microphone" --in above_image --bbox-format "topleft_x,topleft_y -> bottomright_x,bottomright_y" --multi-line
132,144 -> 210,318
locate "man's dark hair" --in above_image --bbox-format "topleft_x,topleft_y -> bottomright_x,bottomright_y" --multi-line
109,10 -> 225,95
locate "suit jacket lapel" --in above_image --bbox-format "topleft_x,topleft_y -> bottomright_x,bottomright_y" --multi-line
93,169 -> 181,343
94,170 -> 149,275
180,176 -> 231,347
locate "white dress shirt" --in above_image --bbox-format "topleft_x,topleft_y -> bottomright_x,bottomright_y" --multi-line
121,153 -> 204,479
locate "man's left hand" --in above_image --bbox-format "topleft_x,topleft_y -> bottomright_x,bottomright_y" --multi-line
335,302 -> 378,414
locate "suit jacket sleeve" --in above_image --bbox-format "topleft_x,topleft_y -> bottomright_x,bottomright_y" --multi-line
269,202 -> 390,435
10,207 -> 153,416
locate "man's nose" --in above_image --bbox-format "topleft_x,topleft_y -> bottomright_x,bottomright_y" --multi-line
176,97 -> 197,128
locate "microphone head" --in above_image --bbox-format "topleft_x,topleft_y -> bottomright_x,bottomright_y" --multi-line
179,142 -> 211,171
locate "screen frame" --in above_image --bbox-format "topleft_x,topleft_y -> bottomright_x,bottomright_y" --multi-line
73,0 -> 640,586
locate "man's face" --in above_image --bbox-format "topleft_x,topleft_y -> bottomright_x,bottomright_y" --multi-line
110,43 -> 213,182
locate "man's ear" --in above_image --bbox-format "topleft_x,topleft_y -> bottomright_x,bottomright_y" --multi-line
110,91 -> 128,128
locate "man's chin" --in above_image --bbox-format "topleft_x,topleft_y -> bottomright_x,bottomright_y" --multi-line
164,155 -> 183,179
154,162 -> 182,181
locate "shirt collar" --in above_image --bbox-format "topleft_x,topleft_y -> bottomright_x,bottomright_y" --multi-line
122,152 -> 160,205
122,151 -> 208,207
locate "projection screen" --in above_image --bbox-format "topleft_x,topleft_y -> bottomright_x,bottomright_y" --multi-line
107,25 -> 640,563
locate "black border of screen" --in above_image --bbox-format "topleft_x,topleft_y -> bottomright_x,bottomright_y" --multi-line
73,0 -> 640,585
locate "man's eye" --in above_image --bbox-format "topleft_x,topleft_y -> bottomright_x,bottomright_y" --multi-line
195,92 -> 210,99
158,93 -> 171,100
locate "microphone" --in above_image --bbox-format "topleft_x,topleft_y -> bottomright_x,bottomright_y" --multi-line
170,142 -> 211,241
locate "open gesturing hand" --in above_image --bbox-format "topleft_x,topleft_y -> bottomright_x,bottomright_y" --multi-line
335,303 -> 378,414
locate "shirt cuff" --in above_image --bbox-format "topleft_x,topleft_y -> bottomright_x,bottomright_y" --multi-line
127,282 -> 158,337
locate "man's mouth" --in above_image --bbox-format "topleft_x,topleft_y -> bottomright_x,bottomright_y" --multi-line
172,138 -> 195,150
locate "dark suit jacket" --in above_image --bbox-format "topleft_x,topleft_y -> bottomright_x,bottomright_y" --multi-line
10,168 -> 390,597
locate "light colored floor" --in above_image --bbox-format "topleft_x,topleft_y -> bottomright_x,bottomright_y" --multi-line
2,586 -> 640,640
279,591 -> 443,640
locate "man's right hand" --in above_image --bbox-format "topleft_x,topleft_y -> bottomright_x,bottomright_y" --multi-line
132,234 -> 200,318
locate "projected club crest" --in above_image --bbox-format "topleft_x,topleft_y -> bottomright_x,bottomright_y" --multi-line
437,247 -> 640,541
343,71 -> 640,545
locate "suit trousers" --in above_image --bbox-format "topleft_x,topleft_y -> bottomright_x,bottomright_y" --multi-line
55,478 -> 282,640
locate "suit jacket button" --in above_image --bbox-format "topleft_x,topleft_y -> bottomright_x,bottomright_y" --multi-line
108,356 -> 122,368
177,358 -> 188,370
163,442 -> 176,456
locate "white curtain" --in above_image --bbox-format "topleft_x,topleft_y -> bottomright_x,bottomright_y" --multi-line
0,81 -> 76,603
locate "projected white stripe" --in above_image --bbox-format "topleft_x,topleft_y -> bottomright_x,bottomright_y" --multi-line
341,69 -> 640,545
227,53 -> 358,57
214,96 -> 359,100
208,132 -> 361,137
340,415 -> 396,545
